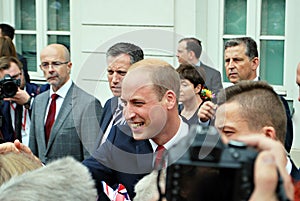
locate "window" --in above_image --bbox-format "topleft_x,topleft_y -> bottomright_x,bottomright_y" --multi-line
14,0 -> 70,80
223,0 -> 286,86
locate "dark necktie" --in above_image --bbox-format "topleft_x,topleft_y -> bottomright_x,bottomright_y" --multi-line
45,94 -> 59,145
154,145 -> 166,169
113,104 -> 124,126
14,104 -> 23,142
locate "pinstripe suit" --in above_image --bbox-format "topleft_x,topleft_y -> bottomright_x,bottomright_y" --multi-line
29,83 -> 102,164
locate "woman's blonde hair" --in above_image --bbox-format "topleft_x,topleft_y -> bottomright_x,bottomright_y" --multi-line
0,152 -> 42,185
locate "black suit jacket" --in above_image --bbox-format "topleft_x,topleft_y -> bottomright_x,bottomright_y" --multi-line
100,97 -> 119,133
94,96 -> 119,148
83,124 -> 153,200
0,82 -> 47,143
198,63 -> 223,95
290,158 -> 300,181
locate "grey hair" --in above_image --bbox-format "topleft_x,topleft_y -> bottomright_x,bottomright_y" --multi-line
0,157 -> 97,201
106,42 -> 144,64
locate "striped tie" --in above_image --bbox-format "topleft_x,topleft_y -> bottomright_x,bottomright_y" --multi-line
113,104 -> 124,126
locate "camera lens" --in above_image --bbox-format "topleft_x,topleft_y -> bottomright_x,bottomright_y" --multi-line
3,81 -> 18,97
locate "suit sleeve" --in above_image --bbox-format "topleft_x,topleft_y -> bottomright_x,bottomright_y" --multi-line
211,70 -> 223,95
82,134 -> 117,197
28,98 -> 38,156
79,97 -> 103,159
279,96 -> 293,153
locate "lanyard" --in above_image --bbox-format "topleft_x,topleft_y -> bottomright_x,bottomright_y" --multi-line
10,103 -> 27,131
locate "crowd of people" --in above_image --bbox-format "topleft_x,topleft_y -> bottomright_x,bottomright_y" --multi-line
0,22 -> 299,200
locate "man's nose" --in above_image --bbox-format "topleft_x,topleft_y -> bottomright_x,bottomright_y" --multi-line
123,105 -> 135,120
112,72 -> 120,83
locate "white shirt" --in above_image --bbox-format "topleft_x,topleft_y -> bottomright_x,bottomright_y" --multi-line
10,86 -> 33,146
149,116 -> 190,167
101,97 -> 125,144
45,79 -> 72,123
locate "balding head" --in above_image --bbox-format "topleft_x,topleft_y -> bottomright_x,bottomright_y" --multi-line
40,44 -> 72,92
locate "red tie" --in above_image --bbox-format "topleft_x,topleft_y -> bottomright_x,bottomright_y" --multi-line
45,94 -> 59,145
154,145 -> 166,169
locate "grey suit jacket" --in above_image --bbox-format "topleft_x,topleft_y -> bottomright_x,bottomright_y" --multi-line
198,63 -> 223,95
29,83 -> 102,164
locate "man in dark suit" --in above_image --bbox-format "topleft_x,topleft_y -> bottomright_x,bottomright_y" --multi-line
97,42 -> 144,146
199,37 -> 294,153
0,56 -> 48,145
29,44 -> 102,164
83,60 -> 190,200
176,37 -> 223,95
215,80 -> 300,181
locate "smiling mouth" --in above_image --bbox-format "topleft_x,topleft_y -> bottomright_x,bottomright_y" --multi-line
131,122 -> 144,129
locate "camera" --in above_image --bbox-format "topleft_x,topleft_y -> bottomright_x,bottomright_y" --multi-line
0,74 -> 20,100
165,126 -> 287,201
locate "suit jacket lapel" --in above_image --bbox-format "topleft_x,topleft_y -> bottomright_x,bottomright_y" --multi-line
46,84 -> 74,152
101,97 -> 118,131
38,91 -> 50,152
136,140 -> 153,173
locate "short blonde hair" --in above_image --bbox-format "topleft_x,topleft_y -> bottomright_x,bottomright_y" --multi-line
129,58 -> 171,70
0,152 -> 42,185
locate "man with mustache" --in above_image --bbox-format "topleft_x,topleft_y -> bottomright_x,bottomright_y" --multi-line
29,44 -> 102,164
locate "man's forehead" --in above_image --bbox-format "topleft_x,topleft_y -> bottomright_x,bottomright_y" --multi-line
107,54 -> 130,65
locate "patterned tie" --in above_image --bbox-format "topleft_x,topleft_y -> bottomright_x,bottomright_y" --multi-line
154,145 -> 166,169
45,94 -> 59,145
113,104 -> 124,126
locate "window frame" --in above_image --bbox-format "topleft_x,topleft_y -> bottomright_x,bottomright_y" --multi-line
4,0 -> 70,82
220,0 -> 287,94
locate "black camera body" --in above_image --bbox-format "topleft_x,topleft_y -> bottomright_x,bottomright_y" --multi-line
166,126 -> 286,201
0,74 -> 20,100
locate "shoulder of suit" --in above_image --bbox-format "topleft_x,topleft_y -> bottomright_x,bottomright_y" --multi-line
201,63 -> 221,73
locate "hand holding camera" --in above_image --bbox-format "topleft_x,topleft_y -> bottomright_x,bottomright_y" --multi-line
166,126 -> 293,201
0,74 -> 30,106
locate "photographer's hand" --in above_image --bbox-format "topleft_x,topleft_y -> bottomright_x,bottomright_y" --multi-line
4,88 -> 30,105
197,101 -> 217,122
236,135 -> 294,201
0,142 -> 20,154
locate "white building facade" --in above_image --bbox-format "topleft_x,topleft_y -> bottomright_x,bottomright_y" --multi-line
1,0 -> 300,164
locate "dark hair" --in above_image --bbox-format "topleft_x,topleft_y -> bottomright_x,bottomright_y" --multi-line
217,80 -> 286,143
224,37 -> 258,60
0,24 -> 15,40
0,37 -> 17,57
0,56 -> 23,71
176,64 -> 205,94
179,37 -> 202,59
106,42 -> 144,64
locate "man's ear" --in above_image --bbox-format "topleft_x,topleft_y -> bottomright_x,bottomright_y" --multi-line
188,50 -> 195,60
164,90 -> 177,110
251,57 -> 260,71
261,126 -> 276,140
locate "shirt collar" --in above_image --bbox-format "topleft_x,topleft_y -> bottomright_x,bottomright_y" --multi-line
252,76 -> 260,81
49,79 -> 72,99
149,116 -> 189,152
